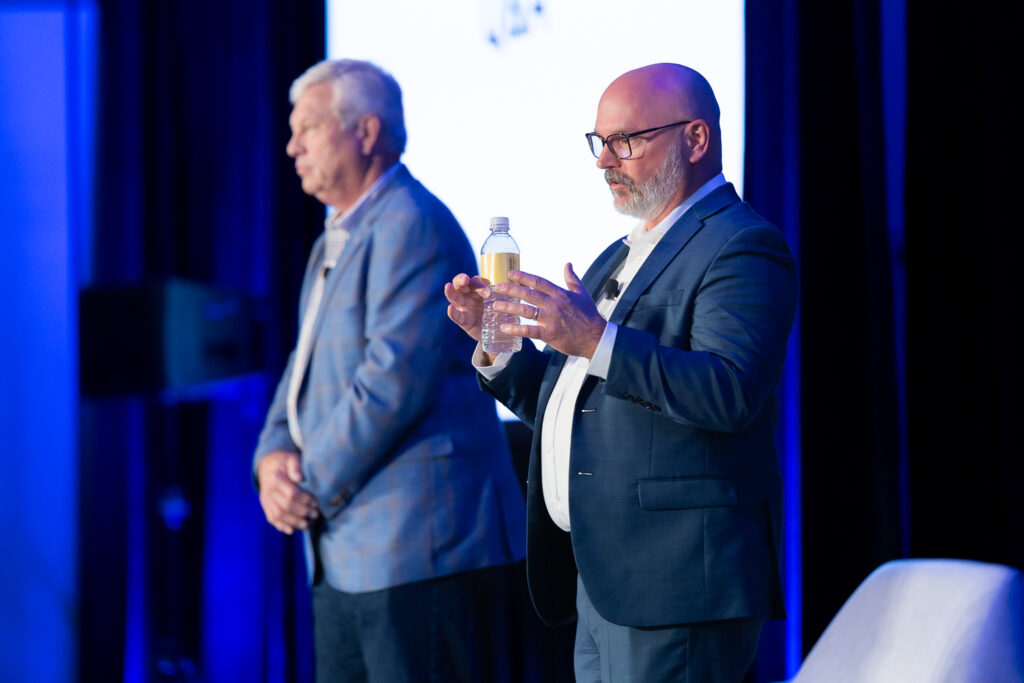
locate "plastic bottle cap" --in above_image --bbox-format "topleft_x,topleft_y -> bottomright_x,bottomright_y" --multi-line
489,216 -> 509,230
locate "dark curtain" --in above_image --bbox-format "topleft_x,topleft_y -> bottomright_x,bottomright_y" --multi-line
905,4 -> 1024,570
747,0 -> 1024,658
80,1 -> 324,680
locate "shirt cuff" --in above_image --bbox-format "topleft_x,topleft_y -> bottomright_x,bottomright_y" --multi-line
587,322 -> 617,379
473,343 -> 513,380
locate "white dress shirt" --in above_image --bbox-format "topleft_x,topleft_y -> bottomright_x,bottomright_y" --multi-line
477,173 -> 727,530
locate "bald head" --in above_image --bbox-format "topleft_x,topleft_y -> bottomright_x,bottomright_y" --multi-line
598,63 -> 723,173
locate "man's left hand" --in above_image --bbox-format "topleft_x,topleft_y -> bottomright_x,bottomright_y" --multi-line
492,263 -> 606,359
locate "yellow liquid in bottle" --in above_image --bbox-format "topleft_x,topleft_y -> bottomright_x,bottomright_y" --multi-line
480,252 -> 520,285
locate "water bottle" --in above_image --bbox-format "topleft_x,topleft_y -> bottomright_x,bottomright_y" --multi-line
480,216 -> 522,353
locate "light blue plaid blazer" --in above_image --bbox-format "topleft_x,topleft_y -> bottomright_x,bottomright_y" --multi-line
255,165 -> 525,592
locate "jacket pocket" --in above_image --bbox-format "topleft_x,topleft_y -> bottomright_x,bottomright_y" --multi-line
395,433 -> 454,462
637,477 -> 738,510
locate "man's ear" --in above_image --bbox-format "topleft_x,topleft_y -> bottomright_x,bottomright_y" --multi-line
685,119 -> 710,164
357,114 -> 382,155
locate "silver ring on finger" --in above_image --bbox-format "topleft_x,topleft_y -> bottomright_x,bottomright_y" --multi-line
531,306 -> 540,321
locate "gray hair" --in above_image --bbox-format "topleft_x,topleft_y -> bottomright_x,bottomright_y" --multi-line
289,59 -> 407,156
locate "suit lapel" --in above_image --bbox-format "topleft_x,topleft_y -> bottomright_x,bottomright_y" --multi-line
582,240 -> 629,302
306,168 -> 410,342
609,184 -> 741,325
306,227 -> 363,345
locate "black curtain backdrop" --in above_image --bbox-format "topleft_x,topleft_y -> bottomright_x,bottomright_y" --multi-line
748,0 -> 906,649
748,0 -> 1024,657
904,3 -> 1023,574
81,0 -> 1023,679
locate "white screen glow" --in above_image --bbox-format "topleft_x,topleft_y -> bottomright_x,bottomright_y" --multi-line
326,0 -> 745,286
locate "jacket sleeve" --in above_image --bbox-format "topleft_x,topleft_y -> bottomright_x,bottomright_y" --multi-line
251,349 -> 300,484
252,239 -> 325,485
477,340 -> 554,431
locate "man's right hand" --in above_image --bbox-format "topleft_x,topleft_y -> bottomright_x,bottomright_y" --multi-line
444,273 -> 492,343
257,450 -> 319,535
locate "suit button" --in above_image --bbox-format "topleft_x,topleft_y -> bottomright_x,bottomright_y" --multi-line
330,487 -> 352,506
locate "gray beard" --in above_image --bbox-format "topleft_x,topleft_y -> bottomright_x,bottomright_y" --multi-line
605,150 -> 683,220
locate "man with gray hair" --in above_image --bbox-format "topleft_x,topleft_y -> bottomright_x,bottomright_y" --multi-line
253,58 -> 526,682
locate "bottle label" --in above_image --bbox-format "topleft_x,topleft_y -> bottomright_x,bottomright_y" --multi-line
480,252 -> 520,285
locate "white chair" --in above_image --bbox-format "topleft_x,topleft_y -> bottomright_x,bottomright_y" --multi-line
789,558 -> 1024,683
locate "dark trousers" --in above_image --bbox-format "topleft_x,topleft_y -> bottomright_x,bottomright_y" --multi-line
313,563 -> 519,683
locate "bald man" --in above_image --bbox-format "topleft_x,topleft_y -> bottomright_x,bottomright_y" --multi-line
445,63 -> 797,682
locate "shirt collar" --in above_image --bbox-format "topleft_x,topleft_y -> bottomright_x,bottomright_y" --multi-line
324,162 -> 402,233
321,162 -> 402,267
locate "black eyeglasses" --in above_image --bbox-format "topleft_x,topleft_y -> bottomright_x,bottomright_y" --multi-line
585,120 -> 692,159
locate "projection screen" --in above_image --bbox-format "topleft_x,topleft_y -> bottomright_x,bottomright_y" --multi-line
326,0 -> 745,286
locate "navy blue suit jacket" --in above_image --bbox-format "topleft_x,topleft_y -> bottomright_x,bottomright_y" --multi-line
481,183 -> 797,628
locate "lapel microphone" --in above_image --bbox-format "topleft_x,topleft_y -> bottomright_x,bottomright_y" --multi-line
603,278 -> 621,300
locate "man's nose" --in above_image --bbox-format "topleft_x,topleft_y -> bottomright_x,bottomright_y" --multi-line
286,135 -> 301,157
596,143 -> 619,169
